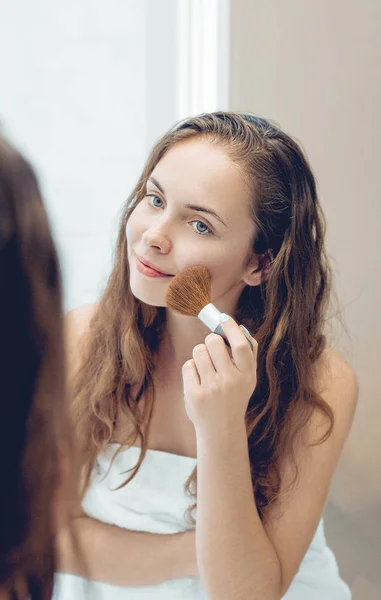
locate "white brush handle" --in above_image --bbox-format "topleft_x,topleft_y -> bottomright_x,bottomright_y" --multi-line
197,303 -> 230,347
198,303 -> 253,351
197,303 -> 222,331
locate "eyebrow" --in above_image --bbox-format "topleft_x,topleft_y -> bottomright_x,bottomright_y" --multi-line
148,176 -> 228,228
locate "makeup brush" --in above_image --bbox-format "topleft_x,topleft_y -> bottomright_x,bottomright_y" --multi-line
165,265 -> 253,351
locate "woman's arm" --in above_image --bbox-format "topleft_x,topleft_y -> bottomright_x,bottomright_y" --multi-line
192,340 -> 358,599
56,517 -> 197,586
196,421 -> 281,600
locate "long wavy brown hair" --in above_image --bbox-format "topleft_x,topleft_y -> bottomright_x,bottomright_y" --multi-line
73,112 -> 339,524
0,137 -> 82,599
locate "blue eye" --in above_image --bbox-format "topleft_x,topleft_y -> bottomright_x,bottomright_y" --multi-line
146,195 -> 213,236
190,221 -> 212,236
148,194 -> 163,208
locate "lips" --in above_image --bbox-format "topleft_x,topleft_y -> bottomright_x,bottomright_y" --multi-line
138,257 -> 173,276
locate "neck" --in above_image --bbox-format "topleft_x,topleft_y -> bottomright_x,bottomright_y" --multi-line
159,311 -> 210,370
158,292 -> 242,370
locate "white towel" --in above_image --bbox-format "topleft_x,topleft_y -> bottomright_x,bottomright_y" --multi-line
53,444 -> 350,599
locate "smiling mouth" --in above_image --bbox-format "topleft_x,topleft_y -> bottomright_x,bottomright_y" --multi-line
137,258 -> 174,278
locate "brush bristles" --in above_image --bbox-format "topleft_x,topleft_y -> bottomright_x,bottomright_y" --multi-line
165,265 -> 212,316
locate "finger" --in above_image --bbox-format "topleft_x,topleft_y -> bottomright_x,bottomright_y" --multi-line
218,314 -> 258,371
239,325 -> 255,351
204,333 -> 233,372
192,343 -> 217,385
182,359 -> 201,394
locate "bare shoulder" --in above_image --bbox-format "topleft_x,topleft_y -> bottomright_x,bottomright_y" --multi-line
64,303 -> 99,377
65,303 -> 98,334
312,346 -> 359,435
65,303 -> 98,347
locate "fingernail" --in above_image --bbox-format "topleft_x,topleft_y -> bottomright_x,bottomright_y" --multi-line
219,313 -> 230,323
239,325 -> 254,351
240,325 -> 251,337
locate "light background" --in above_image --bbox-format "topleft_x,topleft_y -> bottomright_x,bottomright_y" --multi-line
1,1 -> 379,597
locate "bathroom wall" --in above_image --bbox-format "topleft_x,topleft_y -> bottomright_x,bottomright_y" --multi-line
229,2 -> 381,597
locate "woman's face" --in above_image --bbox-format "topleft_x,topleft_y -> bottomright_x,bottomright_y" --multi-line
126,138 -> 259,309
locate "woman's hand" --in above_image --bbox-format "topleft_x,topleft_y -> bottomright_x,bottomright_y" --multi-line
182,314 -> 258,437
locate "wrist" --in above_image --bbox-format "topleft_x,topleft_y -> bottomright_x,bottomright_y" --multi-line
195,418 -> 247,448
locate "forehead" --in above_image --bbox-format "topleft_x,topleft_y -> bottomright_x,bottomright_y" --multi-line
150,139 -> 252,223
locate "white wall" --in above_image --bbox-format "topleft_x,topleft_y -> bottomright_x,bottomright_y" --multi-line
0,0 -> 232,313
0,0 -> 180,311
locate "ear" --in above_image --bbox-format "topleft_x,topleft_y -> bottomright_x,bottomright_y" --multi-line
243,249 -> 274,287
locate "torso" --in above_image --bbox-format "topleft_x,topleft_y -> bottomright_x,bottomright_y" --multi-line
112,359 -> 198,460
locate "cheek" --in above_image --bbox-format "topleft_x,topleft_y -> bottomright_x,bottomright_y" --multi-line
204,245 -> 242,274
126,210 -> 143,244
207,248 -> 247,289
125,219 -> 133,243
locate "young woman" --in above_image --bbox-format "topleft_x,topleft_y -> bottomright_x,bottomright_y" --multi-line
56,112 -> 358,600
0,137 -> 83,600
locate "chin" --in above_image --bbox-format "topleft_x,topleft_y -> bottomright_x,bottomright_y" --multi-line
130,284 -> 167,308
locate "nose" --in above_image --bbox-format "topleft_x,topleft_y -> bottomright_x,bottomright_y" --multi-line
141,221 -> 172,253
